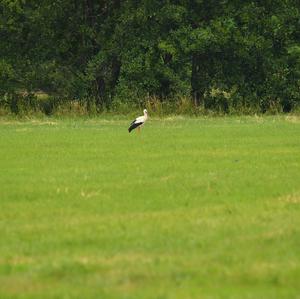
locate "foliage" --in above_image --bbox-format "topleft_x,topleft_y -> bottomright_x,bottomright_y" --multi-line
0,0 -> 300,113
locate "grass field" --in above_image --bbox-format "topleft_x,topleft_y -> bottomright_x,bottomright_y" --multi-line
0,116 -> 300,299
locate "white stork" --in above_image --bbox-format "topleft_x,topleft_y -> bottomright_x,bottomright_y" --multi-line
128,109 -> 148,133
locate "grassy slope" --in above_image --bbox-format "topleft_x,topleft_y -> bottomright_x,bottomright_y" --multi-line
0,116 -> 299,299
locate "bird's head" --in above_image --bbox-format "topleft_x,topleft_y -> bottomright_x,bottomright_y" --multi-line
143,109 -> 148,115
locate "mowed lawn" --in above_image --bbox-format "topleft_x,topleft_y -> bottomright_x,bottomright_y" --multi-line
0,116 -> 300,299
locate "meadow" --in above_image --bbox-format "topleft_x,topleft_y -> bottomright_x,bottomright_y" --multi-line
0,115 -> 300,299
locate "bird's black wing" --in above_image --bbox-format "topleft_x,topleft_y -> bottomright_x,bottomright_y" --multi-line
128,121 -> 143,133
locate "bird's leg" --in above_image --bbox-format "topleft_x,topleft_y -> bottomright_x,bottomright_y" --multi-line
137,126 -> 141,133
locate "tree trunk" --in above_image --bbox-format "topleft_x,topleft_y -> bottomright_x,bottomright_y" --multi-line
191,52 -> 201,106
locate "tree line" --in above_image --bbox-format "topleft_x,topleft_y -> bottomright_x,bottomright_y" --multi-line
1,0 -> 300,114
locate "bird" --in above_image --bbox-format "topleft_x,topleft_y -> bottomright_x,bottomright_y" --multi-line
128,109 -> 148,133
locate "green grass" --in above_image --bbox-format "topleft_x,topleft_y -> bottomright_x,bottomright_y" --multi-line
0,115 -> 300,299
